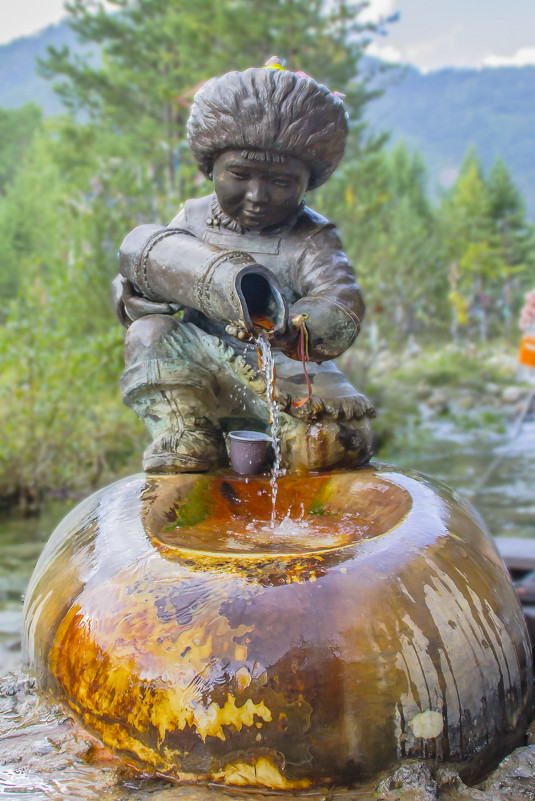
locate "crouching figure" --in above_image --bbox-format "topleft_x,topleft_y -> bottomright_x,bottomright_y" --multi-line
113,60 -> 375,473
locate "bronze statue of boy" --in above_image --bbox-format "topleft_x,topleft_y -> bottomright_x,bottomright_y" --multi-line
114,61 -> 375,473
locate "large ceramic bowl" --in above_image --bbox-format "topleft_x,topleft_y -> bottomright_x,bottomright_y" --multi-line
23,467 -> 532,789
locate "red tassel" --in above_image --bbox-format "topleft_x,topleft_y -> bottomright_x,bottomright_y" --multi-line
292,323 -> 312,409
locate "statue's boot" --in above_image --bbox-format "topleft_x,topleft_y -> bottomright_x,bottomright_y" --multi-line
121,315 -> 226,473
133,387 -> 225,473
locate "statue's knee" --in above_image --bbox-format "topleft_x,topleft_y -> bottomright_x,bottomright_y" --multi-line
124,314 -> 179,364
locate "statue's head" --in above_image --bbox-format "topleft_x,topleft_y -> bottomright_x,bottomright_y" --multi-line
187,63 -> 348,193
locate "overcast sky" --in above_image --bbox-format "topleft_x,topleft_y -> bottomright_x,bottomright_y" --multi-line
2,0 -> 535,71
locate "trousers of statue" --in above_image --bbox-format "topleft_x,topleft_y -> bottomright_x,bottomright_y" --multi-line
121,314 -> 373,473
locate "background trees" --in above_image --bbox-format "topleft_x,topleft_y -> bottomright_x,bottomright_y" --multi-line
441,149 -> 534,342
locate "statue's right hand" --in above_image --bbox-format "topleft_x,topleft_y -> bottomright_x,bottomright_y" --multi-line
112,275 -> 182,328
225,322 -> 255,342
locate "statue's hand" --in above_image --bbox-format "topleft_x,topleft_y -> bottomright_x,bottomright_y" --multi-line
225,321 -> 255,342
265,314 -> 302,356
225,315 -> 305,355
112,275 -> 182,328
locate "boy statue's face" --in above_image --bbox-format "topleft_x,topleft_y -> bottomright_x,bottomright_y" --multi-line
212,150 -> 310,230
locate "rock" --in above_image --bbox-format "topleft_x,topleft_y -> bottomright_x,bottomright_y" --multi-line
480,745 -> 535,800
0,754 -> 22,765
32,738 -> 53,755
501,387 -> 526,404
376,761 -> 438,801
434,767 -> 488,800
457,394 -> 477,410
0,675 -> 36,697
426,391 -> 450,413
527,720 -> 535,746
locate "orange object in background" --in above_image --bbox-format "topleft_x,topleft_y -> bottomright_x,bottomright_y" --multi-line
519,334 -> 535,367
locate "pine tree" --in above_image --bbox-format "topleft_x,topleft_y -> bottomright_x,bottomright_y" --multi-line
486,156 -> 535,327
441,148 -> 532,341
316,141 -> 446,342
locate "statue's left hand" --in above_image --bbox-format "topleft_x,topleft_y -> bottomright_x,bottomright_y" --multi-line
265,314 -> 302,356
112,275 -> 182,328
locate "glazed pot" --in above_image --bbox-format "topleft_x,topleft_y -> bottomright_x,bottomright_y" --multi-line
22,467 -> 532,789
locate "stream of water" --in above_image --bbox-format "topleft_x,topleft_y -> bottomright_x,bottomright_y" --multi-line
256,332 -> 283,524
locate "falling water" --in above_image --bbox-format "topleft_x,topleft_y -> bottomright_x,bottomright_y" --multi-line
256,333 -> 282,524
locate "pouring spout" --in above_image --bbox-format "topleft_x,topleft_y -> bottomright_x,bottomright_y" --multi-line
236,266 -> 287,334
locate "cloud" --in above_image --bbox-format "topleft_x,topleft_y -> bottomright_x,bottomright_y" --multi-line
0,0 -> 66,45
406,25 -> 463,64
360,0 -> 397,23
0,0 -> 118,46
367,24 -> 467,72
483,48 -> 535,67
366,41 -> 403,63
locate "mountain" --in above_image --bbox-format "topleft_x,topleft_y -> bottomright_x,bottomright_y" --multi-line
1,23 -> 534,216
366,64 -> 535,217
0,23 -> 79,115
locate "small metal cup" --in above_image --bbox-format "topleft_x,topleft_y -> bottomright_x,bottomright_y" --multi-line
228,431 -> 272,475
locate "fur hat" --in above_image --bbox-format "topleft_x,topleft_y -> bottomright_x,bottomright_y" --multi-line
187,66 -> 348,190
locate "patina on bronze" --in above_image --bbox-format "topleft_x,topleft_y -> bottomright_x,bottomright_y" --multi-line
113,63 -> 374,474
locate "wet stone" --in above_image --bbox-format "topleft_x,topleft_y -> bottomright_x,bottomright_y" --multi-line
374,750 -> 535,801
32,738 -> 54,755
376,761 -> 438,800
501,386 -> 527,404
480,746 -> 535,800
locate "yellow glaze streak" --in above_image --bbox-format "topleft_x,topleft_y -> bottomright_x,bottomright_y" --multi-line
215,757 -> 312,789
193,694 -> 272,741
